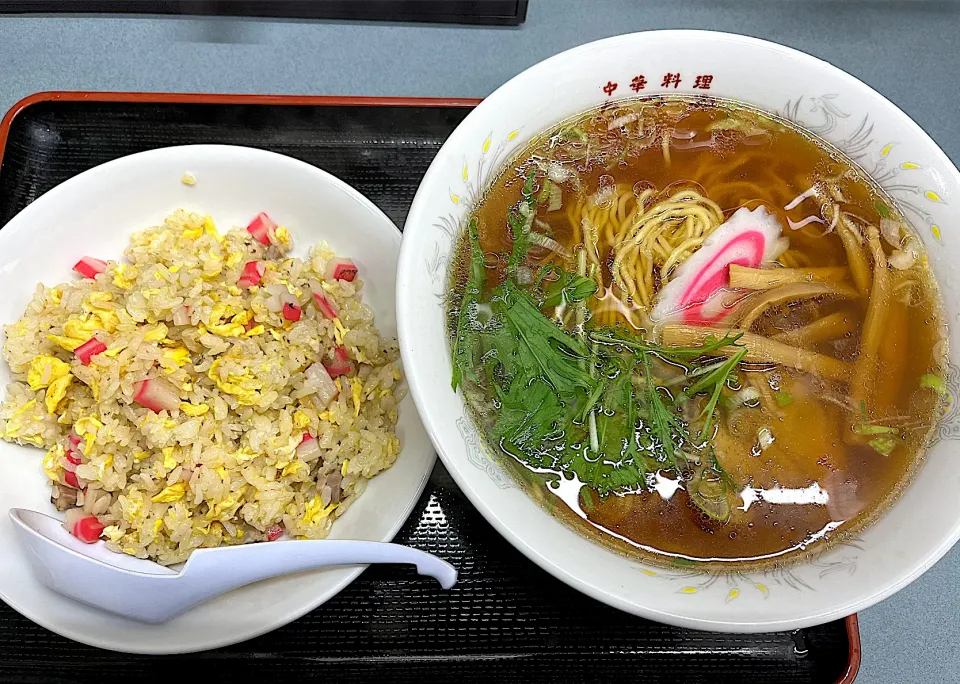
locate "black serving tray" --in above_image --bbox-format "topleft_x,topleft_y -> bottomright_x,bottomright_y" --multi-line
0,92 -> 858,683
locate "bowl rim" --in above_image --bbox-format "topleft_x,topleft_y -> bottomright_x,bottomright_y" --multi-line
0,143 -> 436,653
397,29 -> 960,631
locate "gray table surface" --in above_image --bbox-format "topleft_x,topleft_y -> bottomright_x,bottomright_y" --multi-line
1,0 -> 958,680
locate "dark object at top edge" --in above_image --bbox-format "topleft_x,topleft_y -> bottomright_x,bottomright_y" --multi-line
0,0 -> 529,25
0,90 -> 856,684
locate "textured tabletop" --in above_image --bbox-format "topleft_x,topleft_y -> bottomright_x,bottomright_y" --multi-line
1,1 -> 959,680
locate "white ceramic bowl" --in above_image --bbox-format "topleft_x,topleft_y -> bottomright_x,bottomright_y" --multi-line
398,30 -> 960,632
0,144 -> 436,653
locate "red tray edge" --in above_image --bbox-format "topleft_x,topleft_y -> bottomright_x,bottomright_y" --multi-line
841,613 -> 862,683
0,90 -> 861,683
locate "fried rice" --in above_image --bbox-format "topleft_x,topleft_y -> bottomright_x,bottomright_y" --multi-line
0,209 -> 402,565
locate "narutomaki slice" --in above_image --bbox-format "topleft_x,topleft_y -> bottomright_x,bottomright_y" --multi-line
651,206 -> 788,326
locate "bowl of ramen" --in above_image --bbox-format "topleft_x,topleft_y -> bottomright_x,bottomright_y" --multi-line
398,30 -> 960,631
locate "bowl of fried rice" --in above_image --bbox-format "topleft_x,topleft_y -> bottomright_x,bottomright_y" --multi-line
0,144 -> 435,653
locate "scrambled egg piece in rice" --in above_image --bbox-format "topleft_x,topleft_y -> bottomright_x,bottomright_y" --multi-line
0,210 -> 403,565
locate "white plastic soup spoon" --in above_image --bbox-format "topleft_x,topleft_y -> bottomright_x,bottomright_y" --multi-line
9,508 -> 457,624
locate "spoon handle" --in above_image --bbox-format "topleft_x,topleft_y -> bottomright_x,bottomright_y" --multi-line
181,540 -> 457,600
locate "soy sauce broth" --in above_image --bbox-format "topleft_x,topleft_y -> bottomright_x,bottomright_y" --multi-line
447,96 -> 947,569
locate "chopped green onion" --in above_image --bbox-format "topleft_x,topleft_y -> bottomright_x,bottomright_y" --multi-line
705,118 -> 743,132
853,423 -> 899,436
507,169 -> 538,275
536,178 -> 552,205
868,436 -> 897,456
774,390 -> 794,407
689,465 -> 733,522
757,427 -> 775,451
671,557 -> 698,568
726,386 -> 761,409
547,183 -> 563,212
875,200 -> 891,218
920,373 -> 947,396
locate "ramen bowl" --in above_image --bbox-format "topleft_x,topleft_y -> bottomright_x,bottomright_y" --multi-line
397,30 -> 960,632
